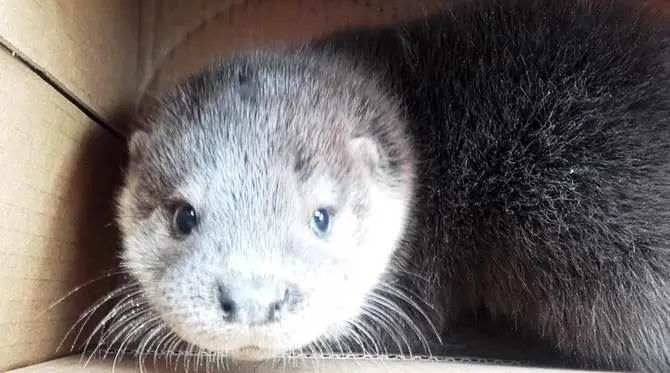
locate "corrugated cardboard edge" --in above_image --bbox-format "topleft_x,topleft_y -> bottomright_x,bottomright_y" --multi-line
7,355 -> 606,373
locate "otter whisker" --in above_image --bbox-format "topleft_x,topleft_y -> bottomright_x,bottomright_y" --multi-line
76,285 -> 144,349
360,297 -> 414,355
360,306 -> 406,355
205,349 -> 217,373
213,350 -> 224,373
194,345 -> 206,373
191,346 -> 200,373
204,350 -> 212,373
114,313 -> 159,371
214,351 -> 222,373
195,345 -> 206,373
38,269 -> 127,319
187,346 -> 197,373
221,350 -> 231,372
365,293 -> 422,356
313,337 -> 326,357
377,280 -> 441,338
322,336 -> 337,357
133,316 -> 165,369
344,318 -> 379,356
150,327 -> 174,369
101,308 -> 155,359
57,282 -> 140,353
84,303 -> 149,365
327,328 -> 350,356
110,319 -> 146,373
184,340 -> 199,373
367,286 -> 434,355
281,347 -> 294,371
388,267 -> 431,284
363,291 -> 415,352
304,340 -> 319,369
81,289 -> 147,359
101,313 -> 148,361
381,277 -> 438,312
165,334 -> 184,370
332,322 -> 362,355
309,338 -> 327,371
159,333 -> 177,370
354,319 -> 381,356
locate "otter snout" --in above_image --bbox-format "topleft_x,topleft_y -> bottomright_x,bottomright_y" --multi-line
216,279 -> 300,325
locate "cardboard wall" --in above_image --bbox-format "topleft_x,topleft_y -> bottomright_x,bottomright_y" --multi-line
0,45 -> 126,371
140,0 -> 449,100
0,1 -> 136,370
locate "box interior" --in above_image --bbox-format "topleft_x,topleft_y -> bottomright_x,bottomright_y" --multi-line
2,0 -> 667,372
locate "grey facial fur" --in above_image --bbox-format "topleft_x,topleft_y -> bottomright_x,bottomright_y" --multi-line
117,51 -> 416,359
116,0 -> 670,371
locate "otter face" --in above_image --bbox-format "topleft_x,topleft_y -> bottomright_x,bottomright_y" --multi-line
115,51 -> 415,360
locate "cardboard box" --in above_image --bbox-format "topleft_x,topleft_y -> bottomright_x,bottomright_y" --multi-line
2,1 -> 666,372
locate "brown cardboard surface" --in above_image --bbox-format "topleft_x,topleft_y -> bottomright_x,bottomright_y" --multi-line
8,355 -> 601,373
0,46 -> 125,370
142,0 -> 450,99
136,0 -> 230,97
0,0 -> 140,130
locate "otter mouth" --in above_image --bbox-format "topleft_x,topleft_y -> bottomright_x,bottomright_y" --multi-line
238,345 -> 261,352
229,345 -> 277,361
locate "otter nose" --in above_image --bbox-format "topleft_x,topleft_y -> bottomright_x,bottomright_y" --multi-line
217,281 -> 296,325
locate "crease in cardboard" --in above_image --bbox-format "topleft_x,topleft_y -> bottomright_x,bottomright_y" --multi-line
0,41 -> 121,139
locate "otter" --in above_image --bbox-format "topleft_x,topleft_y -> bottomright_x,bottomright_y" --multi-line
113,0 -> 670,371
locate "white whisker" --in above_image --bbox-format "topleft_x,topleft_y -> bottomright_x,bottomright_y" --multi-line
57,282 -> 139,353
39,269 -> 127,320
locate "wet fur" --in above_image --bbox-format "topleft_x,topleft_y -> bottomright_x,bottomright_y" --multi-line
118,0 -> 670,371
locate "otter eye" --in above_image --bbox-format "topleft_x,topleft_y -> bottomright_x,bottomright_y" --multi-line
310,208 -> 331,237
173,202 -> 198,235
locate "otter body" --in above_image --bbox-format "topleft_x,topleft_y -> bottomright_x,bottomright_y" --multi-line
116,0 -> 670,371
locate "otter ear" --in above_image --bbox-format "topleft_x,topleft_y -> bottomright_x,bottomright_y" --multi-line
349,136 -> 382,173
128,130 -> 151,162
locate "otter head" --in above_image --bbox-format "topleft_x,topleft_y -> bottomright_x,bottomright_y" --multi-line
115,49 -> 415,360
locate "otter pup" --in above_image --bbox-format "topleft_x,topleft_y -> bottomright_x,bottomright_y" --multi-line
114,0 -> 670,371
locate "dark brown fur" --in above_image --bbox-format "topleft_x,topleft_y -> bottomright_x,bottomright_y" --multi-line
310,0 -> 670,370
